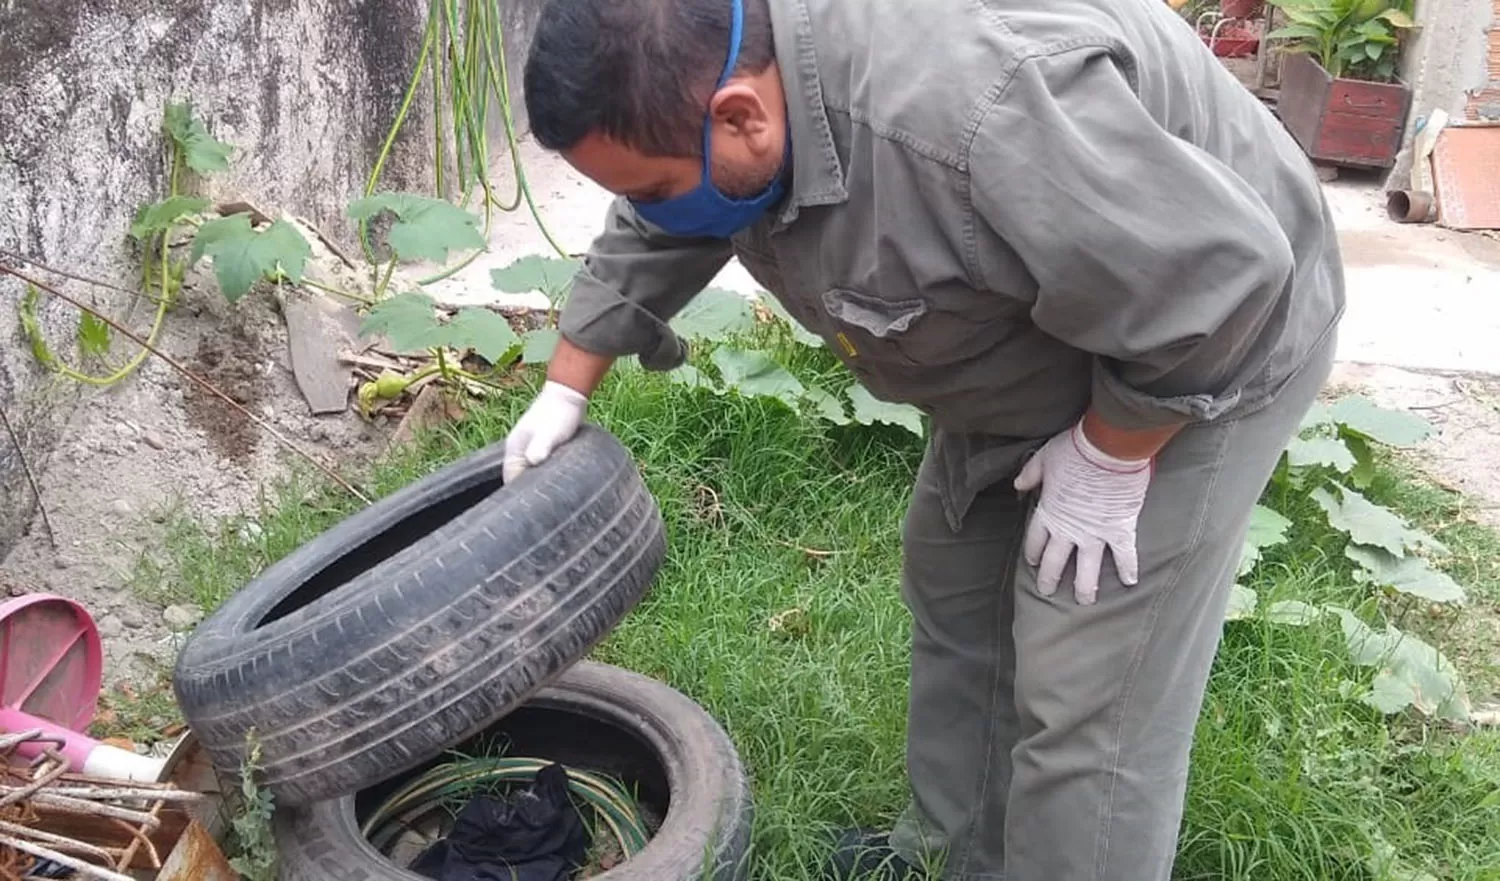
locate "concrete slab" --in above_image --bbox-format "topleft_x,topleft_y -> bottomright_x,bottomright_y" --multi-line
1324,180 -> 1500,375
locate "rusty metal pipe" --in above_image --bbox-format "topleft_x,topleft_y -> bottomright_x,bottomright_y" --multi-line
1387,189 -> 1436,223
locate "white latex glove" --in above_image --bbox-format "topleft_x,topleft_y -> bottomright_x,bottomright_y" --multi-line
502,381 -> 588,484
1013,422 -> 1152,605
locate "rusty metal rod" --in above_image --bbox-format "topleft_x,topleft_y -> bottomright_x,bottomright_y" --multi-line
4,785 -> 205,804
17,792 -> 162,831
0,834 -> 135,881
0,818 -> 117,863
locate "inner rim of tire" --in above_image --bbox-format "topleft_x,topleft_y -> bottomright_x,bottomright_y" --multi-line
354,703 -> 670,873
258,476 -> 504,627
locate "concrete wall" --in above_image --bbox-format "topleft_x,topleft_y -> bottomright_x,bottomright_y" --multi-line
1388,0 -> 1496,188
0,0 -> 544,562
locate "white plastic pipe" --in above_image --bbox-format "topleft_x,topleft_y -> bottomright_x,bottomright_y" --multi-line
0,707 -> 167,783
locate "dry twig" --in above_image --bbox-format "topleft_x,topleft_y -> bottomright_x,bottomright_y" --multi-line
0,408 -> 56,549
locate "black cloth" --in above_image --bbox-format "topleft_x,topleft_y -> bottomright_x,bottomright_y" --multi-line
410,762 -> 590,881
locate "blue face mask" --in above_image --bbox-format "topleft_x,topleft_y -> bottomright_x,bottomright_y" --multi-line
628,0 -> 787,239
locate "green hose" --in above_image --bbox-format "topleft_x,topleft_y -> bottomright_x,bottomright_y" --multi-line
362,755 -> 652,866
361,0 -> 573,286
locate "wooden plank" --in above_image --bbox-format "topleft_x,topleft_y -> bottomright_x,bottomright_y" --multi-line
1315,110 -> 1404,166
1327,78 -> 1407,119
1277,52 -> 1331,156
155,819 -> 237,881
280,292 -> 364,415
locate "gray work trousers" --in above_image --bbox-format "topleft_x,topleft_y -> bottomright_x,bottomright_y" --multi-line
889,332 -> 1335,881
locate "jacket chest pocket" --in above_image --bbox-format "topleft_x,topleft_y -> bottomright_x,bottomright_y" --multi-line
821,286 -> 1011,368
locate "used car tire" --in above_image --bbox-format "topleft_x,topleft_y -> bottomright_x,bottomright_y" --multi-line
275,661 -> 754,881
172,425 -> 666,807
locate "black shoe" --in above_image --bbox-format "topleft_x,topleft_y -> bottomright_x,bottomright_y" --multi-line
823,829 -> 919,880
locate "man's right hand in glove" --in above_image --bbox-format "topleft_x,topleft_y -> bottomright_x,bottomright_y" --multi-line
502,337 -> 615,484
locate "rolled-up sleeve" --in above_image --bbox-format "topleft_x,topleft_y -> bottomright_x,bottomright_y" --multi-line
559,196 -> 733,370
968,46 -> 1295,430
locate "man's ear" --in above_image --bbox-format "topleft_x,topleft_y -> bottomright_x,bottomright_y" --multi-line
710,84 -> 771,138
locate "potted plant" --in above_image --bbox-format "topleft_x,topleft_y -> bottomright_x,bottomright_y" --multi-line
1221,0 -> 1264,21
1265,0 -> 1417,169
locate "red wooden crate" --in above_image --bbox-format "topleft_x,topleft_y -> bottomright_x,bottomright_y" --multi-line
1277,52 -> 1411,169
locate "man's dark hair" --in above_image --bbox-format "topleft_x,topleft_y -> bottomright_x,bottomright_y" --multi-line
523,0 -> 775,159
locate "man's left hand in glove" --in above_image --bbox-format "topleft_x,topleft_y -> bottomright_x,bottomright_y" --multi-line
1014,412 -> 1182,605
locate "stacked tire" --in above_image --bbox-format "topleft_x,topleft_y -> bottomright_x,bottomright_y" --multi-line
172,426 -> 753,880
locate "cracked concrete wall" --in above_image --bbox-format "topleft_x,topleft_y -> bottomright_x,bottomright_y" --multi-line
1388,0 -> 1495,189
0,0 -> 544,563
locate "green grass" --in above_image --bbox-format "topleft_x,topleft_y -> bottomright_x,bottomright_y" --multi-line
134,346 -> 1500,881
88,669 -> 183,746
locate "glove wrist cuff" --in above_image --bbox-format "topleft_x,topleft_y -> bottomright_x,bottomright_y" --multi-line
1071,423 -> 1151,474
541,380 -> 589,409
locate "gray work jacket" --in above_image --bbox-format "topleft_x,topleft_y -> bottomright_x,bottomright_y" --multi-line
557,0 -> 1345,529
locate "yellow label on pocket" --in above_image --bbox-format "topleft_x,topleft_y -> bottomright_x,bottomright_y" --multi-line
835,332 -> 858,358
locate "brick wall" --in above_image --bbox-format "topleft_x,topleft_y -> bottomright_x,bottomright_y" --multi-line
1467,0 -> 1500,118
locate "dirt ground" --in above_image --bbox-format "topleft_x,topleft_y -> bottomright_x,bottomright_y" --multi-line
1328,364 -> 1500,530
0,237 -> 386,687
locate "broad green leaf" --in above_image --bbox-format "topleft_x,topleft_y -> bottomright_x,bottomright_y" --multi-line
1346,544 -> 1466,603
1266,599 -> 1322,626
521,328 -> 560,364
77,312 -> 111,358
755,292 -> 824,348
348,192 -> 486,263
1378,7 -> 1415,25
671,287 -> 757,342
1329,395 -> 1432,446
1225,585 -> 1259,621
1366,672 -> 1421,713
1299,401 -> 1335,431
162,102 -> 233,173
1312,485 -> 1444,557
712,347 -> 805,405
193,217 -> 312,301
445,307 -> 521,364
1341,432 -> 1378,489
1268,23 -> 1327,40
848,385 -> 924,436
129,196 -> 212,241
1364,41 -> 1382,60
668,364 -> 720,392
1238,504 -> 1293,576
359,291 -> 447,352
1285,436 -> 1357,473
1331,607 -> 1470,721
490,254 -> 580,301
803,384 -> 851,425
189,213 -> 251,265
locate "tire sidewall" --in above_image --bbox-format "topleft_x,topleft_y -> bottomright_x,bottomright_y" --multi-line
275,662 -> 753,881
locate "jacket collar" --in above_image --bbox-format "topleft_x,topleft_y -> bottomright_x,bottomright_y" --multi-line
767,0 -> 848,230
